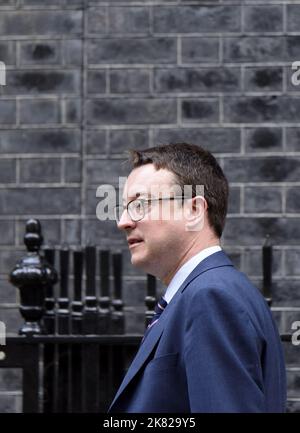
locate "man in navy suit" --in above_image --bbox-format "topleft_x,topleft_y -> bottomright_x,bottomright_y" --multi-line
108,143 -> 286,413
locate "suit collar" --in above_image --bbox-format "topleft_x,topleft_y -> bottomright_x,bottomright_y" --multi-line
164,245 -> 222,303
108,250 -> 233,411
179,250 -> 233,293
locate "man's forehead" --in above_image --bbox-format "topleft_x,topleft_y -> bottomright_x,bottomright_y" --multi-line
123,184 -> 175,201
122,166 -> 177,201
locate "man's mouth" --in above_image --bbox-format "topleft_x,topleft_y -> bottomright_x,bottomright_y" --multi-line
127,238 -> 144,248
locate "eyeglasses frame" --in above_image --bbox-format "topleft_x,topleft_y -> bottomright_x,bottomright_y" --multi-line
114,196 -> 188,223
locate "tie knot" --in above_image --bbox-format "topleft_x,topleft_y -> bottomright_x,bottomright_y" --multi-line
154,296 -> 168,314
149,296 -> 168,327
141,296 -> 168,345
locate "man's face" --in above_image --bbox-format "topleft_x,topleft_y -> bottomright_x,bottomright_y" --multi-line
117,164 -> 190,280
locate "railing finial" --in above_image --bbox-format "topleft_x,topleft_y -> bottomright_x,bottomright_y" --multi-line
9,218 -> 57,335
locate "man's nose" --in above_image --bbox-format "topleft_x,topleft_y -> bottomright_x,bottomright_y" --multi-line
117,209 -> 136,230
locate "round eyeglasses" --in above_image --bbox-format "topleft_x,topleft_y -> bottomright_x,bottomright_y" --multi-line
114,196 -> 185,223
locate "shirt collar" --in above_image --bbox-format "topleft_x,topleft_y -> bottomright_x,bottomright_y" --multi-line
163,245 -> 222,304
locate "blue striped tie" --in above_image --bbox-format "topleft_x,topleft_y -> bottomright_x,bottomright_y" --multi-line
141,296 -> 168,344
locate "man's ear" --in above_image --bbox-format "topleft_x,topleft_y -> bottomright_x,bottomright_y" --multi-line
184,196 -> 207,232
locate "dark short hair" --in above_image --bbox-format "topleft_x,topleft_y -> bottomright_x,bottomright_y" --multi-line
127,142 -> 229,238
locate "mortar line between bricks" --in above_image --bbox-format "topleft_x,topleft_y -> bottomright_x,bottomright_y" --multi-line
219,94 -> 223,124
15,158 -> 20,185
85,62 -> 300,68
0,303 -> 18,308
81,92 -> 300,98
14,218 -> 19,247
282,249 -> 287,278
60,218 -> 65,244
283,2 -> 287,34
282,125 -> 288,152
241,64 -> 245,94
282,185 -> 287,214
80,152 -> 300,158
239,247 -> 295,251
0,95 -> 79,100
0,154 -> 81,158
241,0 -> 245,33
4,32 -> 300,42
61,99 -> 66,125
0,182 -> 80,191
105,129 -> 110,156
139,32 -> 291,37
229,181 -> 300,187
219,34 -> 223,64
15,40 -> 20,69
177,36 -> 181,66
106,68 -> 110,94
4,32 -> 294,41
83,122 -> 300,128
65,2 -> 298,4
149,128 -> 153,148
83,212 -> 300,218
15,97 -> 19,126
85,181 -> 300,187
227,213 -> 300,217
1,215 -> 300,225
105,3 -> 109,35
81,123 -> 298,129
80,0 -> 87,244
61,157 -> 65,184
149,66 -> 154,95
149,3 -> 154,36
0,216 -> 83,222
177,98 -> 181,125
240,185 -> 245,215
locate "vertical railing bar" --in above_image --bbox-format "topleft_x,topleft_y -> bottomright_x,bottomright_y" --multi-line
145,274 -> 157,329
83,246 -> 100,412
57,248 -> 70,412
23,344 -> 40,413
262,234 -> 273,307
83,246 -> 98,334
111,252 -> 125,334
42,247 -> 56,413
71,249 -> 84,412
107,344 -> 114,408
98,249 -> 111,334
53,343 -> 59,413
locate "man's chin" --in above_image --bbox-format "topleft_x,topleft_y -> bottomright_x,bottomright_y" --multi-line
130,248 -> 147,269
130,254 -> 145,268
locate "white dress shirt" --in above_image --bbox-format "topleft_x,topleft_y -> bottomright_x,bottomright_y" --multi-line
163,245 -> 222,304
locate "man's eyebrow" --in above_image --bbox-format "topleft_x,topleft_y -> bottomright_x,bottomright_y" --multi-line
122,192 -> 150,205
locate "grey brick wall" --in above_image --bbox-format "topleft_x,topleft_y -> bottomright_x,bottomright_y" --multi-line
0,0 -> 299,412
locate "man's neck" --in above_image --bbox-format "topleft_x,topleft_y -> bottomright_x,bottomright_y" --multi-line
162,238 -> 221,286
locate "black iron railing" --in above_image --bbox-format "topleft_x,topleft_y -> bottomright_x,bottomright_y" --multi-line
0,218 -> 292,412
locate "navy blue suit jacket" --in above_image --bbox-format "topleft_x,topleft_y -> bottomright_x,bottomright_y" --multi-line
108,251 -> 286,413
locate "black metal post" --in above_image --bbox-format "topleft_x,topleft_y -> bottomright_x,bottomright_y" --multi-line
98,249 -> 111,334
9,219 -> 57,335
83,246 -> 98,334
145,274 -> 157,328
71,249 -> 84,335
56,248 -> 70,412
43,247 -> 56,335
111,252 -> 125,334
70,249 -> 84,412
262,235 -> 273,307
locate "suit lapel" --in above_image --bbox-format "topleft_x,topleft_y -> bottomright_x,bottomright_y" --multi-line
109,250 -> 233,410
108,287 -> 182,410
